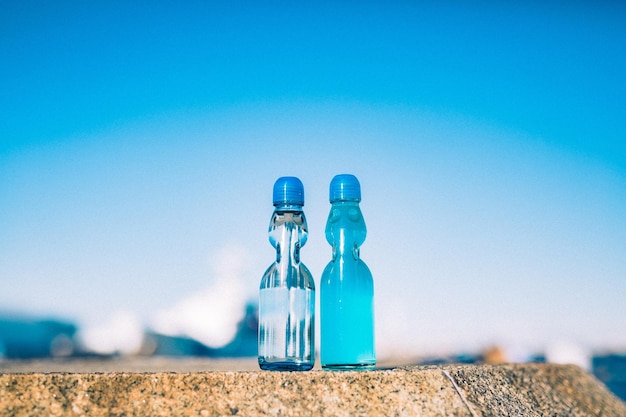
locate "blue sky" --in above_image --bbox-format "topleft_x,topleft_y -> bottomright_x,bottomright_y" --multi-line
1,1 -> 625,357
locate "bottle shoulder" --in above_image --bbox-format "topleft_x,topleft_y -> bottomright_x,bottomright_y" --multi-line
321,257 -> 373,282
260,262 -> 315,290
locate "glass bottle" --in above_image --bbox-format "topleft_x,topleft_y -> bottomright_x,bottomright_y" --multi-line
321,174 -> 375,370
258,176 -> 315,371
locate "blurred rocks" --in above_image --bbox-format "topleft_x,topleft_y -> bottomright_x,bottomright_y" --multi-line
0,314 -> 76,359
2,310 -> 626,404
593,353 -> 626,403
0,303 -> 258,360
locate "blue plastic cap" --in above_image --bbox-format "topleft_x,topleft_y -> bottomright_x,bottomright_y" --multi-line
273,176 -> 304,206
329,174 -> 361,202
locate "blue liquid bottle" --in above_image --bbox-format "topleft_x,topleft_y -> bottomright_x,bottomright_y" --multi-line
321,174 -> 375,370
258,177 -> 315,371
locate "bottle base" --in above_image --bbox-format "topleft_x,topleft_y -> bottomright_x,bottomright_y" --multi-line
322,362 -> 376,371
258,359 -> 314,372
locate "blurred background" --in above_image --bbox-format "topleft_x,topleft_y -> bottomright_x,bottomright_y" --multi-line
1,0 -> 625,398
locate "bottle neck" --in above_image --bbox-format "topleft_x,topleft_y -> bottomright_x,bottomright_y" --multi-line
326,200 -> 366,260
270,206 -> 307,266
273,203 -> 303,212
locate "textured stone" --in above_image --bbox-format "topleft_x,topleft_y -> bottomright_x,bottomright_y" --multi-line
0,362 -> 624,416
441,363 -> 626,416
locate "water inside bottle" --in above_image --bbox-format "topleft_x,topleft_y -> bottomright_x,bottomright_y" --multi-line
259,286 -> 315,371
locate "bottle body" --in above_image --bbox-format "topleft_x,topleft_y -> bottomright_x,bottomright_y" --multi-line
259,207 -> 315,371
321,200 -> 375,370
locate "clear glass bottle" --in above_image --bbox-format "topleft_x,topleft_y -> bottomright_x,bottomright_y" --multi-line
258,176 -> 315,371
321,174 -> 375,370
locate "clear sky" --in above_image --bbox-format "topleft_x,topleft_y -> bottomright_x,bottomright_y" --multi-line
1,1 -> 625,358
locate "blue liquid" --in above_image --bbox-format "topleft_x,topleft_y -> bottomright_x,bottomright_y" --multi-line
320,202 -> 375,370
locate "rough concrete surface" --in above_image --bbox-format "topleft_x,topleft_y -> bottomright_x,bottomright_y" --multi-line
1,361 -> 624,416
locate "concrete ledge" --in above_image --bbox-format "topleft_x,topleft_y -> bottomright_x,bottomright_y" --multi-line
1,363 -> 624,416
